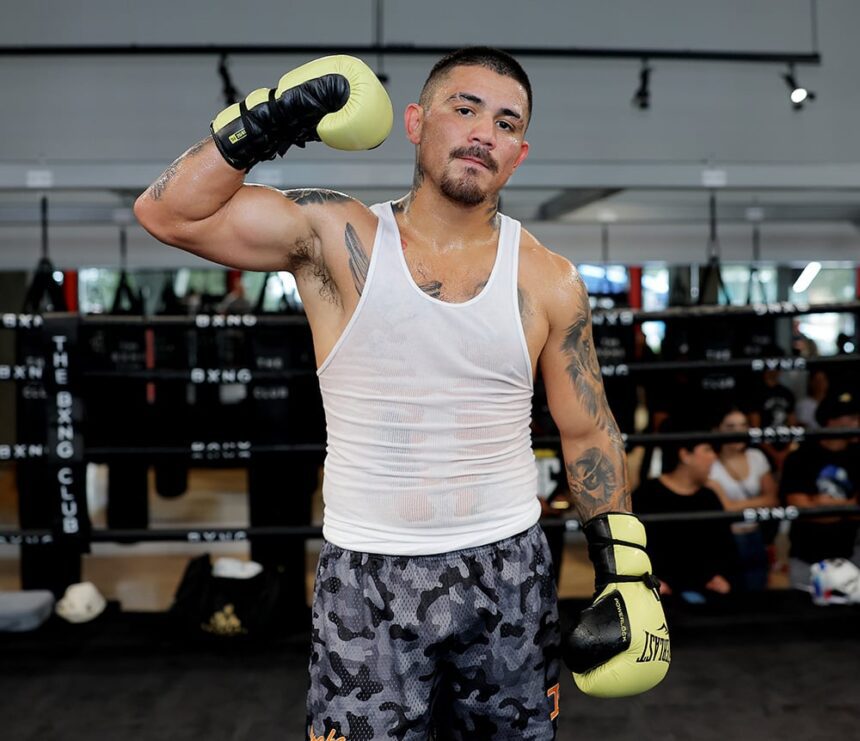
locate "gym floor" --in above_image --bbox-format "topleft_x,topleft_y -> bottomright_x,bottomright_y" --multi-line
2,464 -> 851,740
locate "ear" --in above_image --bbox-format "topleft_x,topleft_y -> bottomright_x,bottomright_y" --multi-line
404,103 -> 423,145
512,139 -> 530,170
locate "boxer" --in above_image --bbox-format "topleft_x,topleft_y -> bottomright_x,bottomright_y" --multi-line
136,48 -> 669,740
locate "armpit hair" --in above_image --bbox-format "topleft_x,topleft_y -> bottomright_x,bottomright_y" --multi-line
288,235 -> 341,307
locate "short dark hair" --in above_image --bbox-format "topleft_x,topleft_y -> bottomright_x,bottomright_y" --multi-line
658,415 -> 711,473
419,46 -> 533,121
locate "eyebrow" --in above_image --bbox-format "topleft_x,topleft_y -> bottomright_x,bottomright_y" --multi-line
446,92 -> 523,122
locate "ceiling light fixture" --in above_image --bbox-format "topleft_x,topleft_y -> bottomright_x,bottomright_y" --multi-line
632,59 -> 651,110
792,261 -> 822,293
782,63 -> 816,110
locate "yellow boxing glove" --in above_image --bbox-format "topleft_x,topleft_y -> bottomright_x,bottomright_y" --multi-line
563,513 -> 670,698
211,55 -> 393,171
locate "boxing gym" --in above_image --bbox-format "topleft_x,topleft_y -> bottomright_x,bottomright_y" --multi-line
1,2 -> 858,739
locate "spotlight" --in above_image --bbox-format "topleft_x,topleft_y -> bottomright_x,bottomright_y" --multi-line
632,59 -> 651,110
782,64 -> 816,110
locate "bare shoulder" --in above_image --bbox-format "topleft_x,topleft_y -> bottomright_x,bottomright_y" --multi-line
518,227 -> 587,324
279,187 -> 378,262
282,187 -> 365,209
277,188 -> 380,305
280,188 -> 376,230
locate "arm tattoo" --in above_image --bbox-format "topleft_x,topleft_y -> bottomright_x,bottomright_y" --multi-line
561,275 -> 631,518
566,444 -> 631,519
147,138 -> 208,201
561,286 -> 609,427
283,188 -> 353,206
344,223 -> 369,296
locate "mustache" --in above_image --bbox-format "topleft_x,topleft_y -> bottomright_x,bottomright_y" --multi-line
450,146 -> 498,173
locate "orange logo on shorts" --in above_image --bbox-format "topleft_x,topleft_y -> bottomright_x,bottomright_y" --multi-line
547,683 -> 560,720
309,727 -> 346,741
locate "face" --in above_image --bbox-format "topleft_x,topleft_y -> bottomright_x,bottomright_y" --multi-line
681,443 -> 718,485
405,65 -> 530,206
718,410 -> 749,453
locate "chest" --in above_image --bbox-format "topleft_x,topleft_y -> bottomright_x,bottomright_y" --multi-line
721,456 -> 752,483
400,242 -> 499,304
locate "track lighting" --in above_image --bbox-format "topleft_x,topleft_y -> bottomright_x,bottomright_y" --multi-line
632,59 -> 651,110
782,63 -> 816,110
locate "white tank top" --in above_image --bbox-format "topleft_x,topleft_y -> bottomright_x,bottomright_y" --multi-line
316,202 -> 540,555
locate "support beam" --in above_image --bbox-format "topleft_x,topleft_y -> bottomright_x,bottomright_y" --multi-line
537,188 -> 621,220
0,44 -> 823,65
4,161 -> 860,192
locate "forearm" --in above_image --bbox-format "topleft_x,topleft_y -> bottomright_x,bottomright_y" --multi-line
136,138 -> 244,230
561,420 -> 631,522
785,492 -> 857,507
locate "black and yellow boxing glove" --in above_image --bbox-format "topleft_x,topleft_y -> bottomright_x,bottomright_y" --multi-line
211,55 -> 393,171
563,512 -> 670,698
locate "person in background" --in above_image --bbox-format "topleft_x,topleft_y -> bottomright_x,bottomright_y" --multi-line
780,389 -> 860,595
633,417 -> 738,604
746,342 -> 797,475
707,406 -> 779,591
795,369 -> 829,432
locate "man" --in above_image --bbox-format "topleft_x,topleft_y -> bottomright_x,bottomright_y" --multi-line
136,47 -> 668,740
780,389 -> 860,596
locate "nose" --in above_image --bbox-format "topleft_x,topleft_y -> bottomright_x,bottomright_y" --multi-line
468,113 -> 495,148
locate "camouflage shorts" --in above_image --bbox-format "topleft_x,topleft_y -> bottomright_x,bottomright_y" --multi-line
306,524 -> 561,740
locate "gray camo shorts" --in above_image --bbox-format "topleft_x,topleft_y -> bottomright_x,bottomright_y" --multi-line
306,524 -> 561,740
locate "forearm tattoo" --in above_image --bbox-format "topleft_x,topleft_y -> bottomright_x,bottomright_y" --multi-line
566,444 -> 630,518
344,223 -> 369,296
562,276 -> 631,518
147,138 -> 208,201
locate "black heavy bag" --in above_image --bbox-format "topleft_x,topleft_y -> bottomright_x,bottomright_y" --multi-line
83,270 -> 150,529
690,317 -> 737,424
152,277 -> 189,499
246,311 -> 323,629
17,260 -> 84,594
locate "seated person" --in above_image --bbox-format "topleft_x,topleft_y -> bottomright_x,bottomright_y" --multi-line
746,344 -> 797,474
795,369 -> 829,431
708,406 -> 779,591
633,417 -> 738,602
780,389 -> 860,594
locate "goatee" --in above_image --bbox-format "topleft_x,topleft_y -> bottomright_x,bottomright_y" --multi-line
439,173 -> 487,206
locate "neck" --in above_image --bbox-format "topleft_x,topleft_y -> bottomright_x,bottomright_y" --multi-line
660,468 -> 702,494
720,446 -> 745,461
393,175 -> 500,248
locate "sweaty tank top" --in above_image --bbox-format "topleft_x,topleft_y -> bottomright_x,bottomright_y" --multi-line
316,202 -> 539,555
